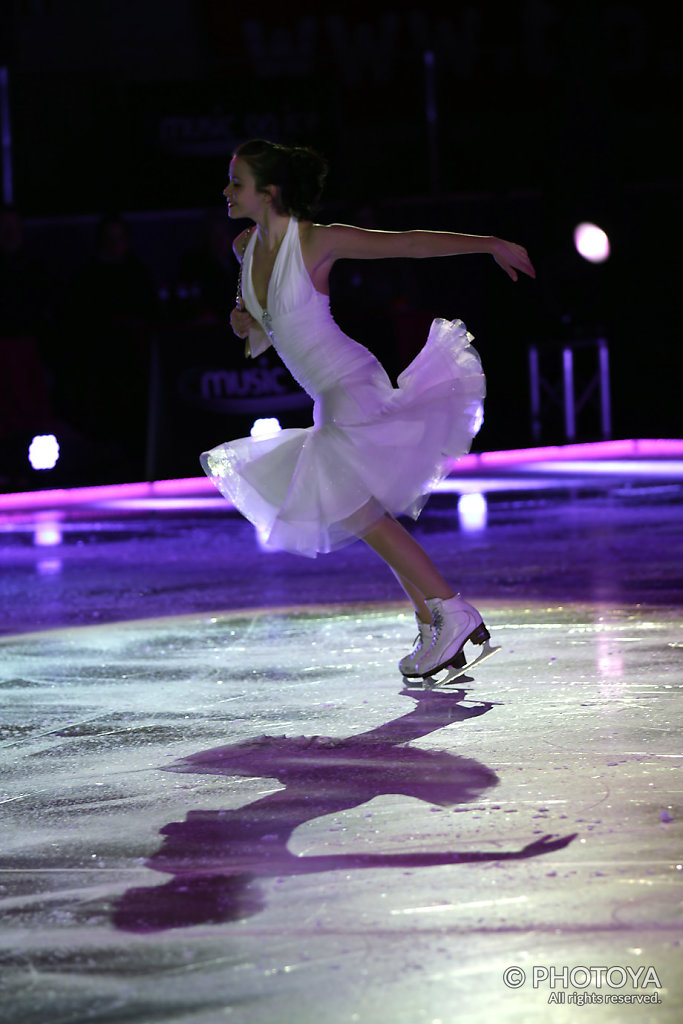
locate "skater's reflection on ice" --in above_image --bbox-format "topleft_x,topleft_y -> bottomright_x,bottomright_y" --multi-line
113,690 -> 576,932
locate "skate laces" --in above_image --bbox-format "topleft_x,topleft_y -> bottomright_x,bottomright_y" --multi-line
412,619 -> 431,651
431,606 -> 444,637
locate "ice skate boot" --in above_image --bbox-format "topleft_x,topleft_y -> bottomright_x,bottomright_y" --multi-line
414,594 -> 500,686
399,614 -> 434,679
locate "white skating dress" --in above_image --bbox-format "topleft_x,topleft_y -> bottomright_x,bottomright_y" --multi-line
200,217 -> 485,557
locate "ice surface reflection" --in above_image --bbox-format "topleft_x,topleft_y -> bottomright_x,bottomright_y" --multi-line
114,690 -> 576,933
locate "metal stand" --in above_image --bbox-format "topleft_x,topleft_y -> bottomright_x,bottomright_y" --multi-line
528,337 -> 611,442
0,67 -> 13,203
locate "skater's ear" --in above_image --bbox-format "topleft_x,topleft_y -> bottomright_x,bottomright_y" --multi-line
261,183 -> 284,214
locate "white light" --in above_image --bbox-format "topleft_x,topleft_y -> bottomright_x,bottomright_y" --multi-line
457,492 -> 488,531
34,516 -> 63,547
250,417 -> 282,440
574,222 -> 610,263
28,434 -> 60,470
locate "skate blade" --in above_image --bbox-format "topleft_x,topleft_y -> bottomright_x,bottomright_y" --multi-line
403,673 -> 474,689
423,640 -> 501,688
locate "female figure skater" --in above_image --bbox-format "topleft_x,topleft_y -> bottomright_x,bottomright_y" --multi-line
201,139 -> 535,682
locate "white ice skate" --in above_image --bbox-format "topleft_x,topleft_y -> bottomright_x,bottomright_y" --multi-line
408,594 -> 500,687
398,614 -> 434,677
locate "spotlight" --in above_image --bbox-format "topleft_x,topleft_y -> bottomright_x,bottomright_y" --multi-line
457,492 -> 488,532
34,513 -> 63,547
28,434 -> 60,470
574,222 -> 610,264
250,417 -> 282,440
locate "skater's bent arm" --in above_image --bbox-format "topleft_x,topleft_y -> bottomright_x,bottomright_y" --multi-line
230,305 -> 265,339
230,227 -> 264,339
307,223 -> 536,282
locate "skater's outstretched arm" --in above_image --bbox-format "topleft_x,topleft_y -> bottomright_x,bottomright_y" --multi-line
281,833 -> 578,877
305,223 -> 536,282
352,690 -> 493,747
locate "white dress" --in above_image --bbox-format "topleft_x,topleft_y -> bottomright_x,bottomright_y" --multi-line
200,217 -> 485,557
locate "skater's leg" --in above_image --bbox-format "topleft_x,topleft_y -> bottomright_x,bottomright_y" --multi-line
391,571 -> 431,623
362,515 -> 450,675
362,514 -> 496,679
362,514 -> 454,616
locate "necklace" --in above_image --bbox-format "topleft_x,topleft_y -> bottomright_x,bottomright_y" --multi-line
256,224 -> 288,335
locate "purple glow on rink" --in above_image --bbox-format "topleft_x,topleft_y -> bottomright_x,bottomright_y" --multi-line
0,476 -> 215,512
520,459 -> 683,477
0,439 -> 682,513
574,221 -> 611,263
1,461 -> 680,1022
93,497 -> 228,511
462,438 -> 683,468
436,477 -> 554,494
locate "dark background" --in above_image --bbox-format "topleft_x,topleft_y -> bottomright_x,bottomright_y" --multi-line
0,0 -> 680,488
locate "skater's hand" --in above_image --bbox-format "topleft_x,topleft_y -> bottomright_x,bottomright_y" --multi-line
517,832 -> 578,856
491,238 -> 536,282
230,303 -> 258,339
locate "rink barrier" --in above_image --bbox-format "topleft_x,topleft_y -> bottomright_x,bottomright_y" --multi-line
1,438 -> 682,512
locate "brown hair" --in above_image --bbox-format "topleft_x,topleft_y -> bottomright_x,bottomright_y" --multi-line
234,139 -> 328,219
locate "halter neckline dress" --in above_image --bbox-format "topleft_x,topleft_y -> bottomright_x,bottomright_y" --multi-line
200,217 -> 485,557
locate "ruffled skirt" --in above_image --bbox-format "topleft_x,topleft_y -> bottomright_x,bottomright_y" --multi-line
200,317 -> 485,557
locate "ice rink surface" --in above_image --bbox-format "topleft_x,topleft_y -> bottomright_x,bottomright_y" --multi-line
1,449 -> 681,1023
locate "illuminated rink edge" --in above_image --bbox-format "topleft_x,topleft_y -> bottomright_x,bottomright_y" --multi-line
0,438 -> 681,514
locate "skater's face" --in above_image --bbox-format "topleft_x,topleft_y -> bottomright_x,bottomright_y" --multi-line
224,157 -> 271,220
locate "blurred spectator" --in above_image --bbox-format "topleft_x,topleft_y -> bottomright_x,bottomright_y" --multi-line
0,204 -> 55,455
69,215 -> 159,325
0,203 -> 55,338
177,213 -> 236,325
60,215 -> 159,477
